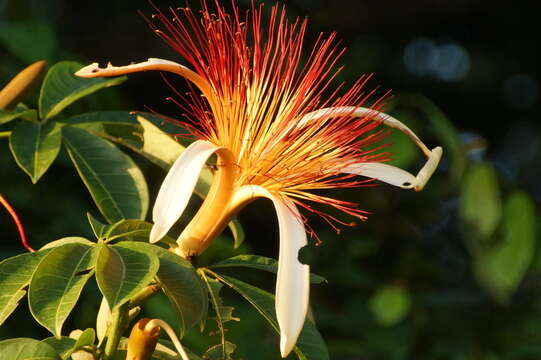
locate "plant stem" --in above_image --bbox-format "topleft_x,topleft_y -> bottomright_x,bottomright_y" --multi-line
103,302 -> 129,360
0,131 -> 11,138
129,283 -> 161,309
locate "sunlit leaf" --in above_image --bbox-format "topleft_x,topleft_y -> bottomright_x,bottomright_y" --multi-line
227,218 -> 245,249
105,219 -> 153,243
95,243 -> 159,309
9,120 -> 62,183
29,243 -> 97,336
0,250 -> 51,326
86,212 -> 110,240
40,237 -> 94,250
0,338 -> 60,360
61,111 -> 141,142
210,255 -> 327,284
212,272 -> 329,360
369,284 -> 411,327
127,242 -> 208,337
41,336 -> 76,360
39,61 -> 126,120
475,191 -> 536,304
73,328 -> 96,350
0,103 -> 37,124
63,126 -> 149,223
461,163 -> 502,244
120,114 -> 214,199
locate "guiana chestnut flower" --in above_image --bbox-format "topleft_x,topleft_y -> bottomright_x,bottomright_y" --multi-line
76,1 -> 442,357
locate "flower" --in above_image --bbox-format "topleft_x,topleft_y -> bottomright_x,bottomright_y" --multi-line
76,1 -> 441,356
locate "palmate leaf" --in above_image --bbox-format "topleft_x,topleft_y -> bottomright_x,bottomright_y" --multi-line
63,126 -> 149,224
112,241 -> 207,336
95,242 -> 159,309
39,61 -> 126,120
0,250 -> 51,326
211,272 -> 329,360
0,338 -> 60,360
28,243 -> 98,337
9,120 -> 62,183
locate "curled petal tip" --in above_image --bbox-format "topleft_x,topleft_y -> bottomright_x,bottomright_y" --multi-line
74,63 -> 101,77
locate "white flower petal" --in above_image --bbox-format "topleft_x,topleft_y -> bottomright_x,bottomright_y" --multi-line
297,106 -> 432,155
341,162 -> 417,189
342,146 -> 443,191
149,140 -> 220,243
275,198 -> 310,358
233,185 -> 309,357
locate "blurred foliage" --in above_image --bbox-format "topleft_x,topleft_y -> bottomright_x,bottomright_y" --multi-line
1,0 -> 540,359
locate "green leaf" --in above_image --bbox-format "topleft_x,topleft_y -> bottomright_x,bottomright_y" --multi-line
105,219 -> 154,242
0,250 -> 51,326
128,242 -> 208,337
29,243 -> 97,336
134,114 -> 184,168
213,273 -> 329,360
87,212 -> 110,240
369,284 -> 411,327
104,219 -> 176,245
0,21 -> 56,63
227,218 -> 245,249
210,255 -> 327,284
95,243 -> 159,309
39,61 -> 126,120
460,163 -> 502,244
9,120 -> 62,183
41,337 -> 76,360
40,237 -> 95,250
63,126 -> 149,223
73,328 -> 96,350
0,338 -> 61,360
199,272 -> 237,360
0,103 -> 37,124
475,191 -> 537,304
61,111 -> 141,142
119,114 -> 214,199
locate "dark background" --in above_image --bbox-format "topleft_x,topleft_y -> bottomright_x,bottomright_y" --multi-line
1,0 -> 540,359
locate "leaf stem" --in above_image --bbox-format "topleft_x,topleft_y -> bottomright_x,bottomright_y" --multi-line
103,302 -> 129,360
129,283 -> 161,309
0,131 -> 11,138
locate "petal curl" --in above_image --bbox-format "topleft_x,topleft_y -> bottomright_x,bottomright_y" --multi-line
149,140 -> 220,243
342,146 -> 443,191
231,185 -> 309,357
75,58 -> 214,106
